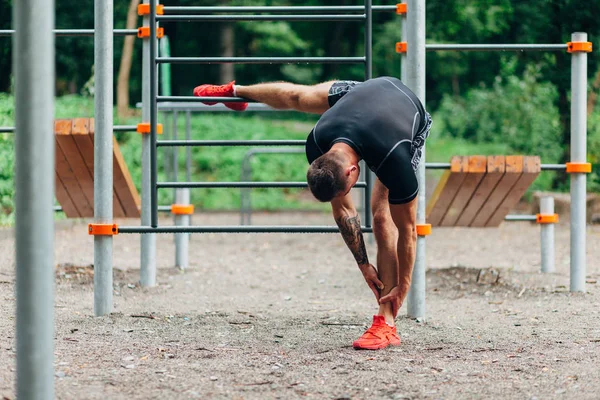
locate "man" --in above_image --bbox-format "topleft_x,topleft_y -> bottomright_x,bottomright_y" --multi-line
194,78 -> 432,350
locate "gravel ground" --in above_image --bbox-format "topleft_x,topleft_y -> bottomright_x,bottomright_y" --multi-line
1,212 -> 600,400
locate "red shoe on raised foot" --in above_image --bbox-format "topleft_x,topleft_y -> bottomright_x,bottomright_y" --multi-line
192,80 -> 248,111
352,315 -> 401,350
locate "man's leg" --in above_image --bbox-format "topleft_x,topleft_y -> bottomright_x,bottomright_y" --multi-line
194,80 -> 334,114
381,197 -> 418,317
236,81 -> 334,114
371,179 -> 399,326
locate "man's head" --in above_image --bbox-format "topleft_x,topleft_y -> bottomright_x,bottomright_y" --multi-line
306,151 -> 360,202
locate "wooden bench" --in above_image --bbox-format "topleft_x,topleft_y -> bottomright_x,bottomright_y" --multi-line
426,155 -> 541,227
54,118 -> 141,218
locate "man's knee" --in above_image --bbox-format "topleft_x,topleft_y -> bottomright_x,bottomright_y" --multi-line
372,209 -> 395,238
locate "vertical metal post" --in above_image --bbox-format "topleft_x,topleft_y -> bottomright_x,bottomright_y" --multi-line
172,110 -> 189,269
363,0 -> 373,229
150,0 -> 159,227
140,0 -> 157,287
570,32 -> 588,292
14,0 -> 55,397
400,6 -> 407,82
175,190 -> 190,269
172,110 -> 179,204
540,197 -> 555,273
186,111 -> 192,182
406,0 -> 427,319
94,0 -> 114,316
175,111 -> 192,269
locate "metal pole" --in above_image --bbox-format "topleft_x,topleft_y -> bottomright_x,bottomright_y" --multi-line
175,190 -> 190,269
172,111 -> 179,204
157,14 -> 366,22
14,0 -> 55,397
570,32 -> 587,292
175,110 -> 192,269
140,0 -> 157,287
400,5 -> 407,82
93,0 -> 114,316
406,0 -> 427,320
150,0 -> 159,227
364,0 -> 373,230
156,56 -> 366,64
185,111 -> 192,182
162,5 -> 397,13
540,197 -> 555,273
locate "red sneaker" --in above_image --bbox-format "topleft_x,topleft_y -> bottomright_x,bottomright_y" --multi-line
352,315 -> 401,350
192,80 -> 248,111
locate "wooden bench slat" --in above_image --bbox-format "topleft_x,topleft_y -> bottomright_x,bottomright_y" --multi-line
426,156 -> 469,226
485,156 -> 540,227
470,156 -> 523,227
85,119 -> 128,218
54,171 -> 79,217
112,136 -> 141,217
73,119 -> 127,218
55,122 -> 95,214
440,155 -> 487,226
455,156 -> 505,226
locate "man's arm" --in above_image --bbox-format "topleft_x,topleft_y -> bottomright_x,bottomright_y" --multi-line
331,194 -> 384,300
235,81 -> 334,114
331,194 -> 369,266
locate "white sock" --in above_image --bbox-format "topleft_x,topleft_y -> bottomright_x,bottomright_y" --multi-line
232,85 -> 237,96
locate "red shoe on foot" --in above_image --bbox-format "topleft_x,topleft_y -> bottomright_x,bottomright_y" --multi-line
192,80 -> 248,111
352,315 -> 401,350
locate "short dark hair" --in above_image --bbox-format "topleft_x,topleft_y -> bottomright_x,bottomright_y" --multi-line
306,153 -> 346,202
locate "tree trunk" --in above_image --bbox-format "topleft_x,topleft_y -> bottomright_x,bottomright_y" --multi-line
219,23 -> 235,83
587,67 -> 600,115
117,0 -> 140,118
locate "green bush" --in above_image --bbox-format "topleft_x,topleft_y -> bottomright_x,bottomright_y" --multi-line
432,61 -> 563,191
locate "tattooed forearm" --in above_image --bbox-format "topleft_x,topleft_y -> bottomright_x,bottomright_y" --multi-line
335,213 -> 369,266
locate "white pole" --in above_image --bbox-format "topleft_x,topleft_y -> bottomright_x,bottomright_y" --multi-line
569,32 -> 588,292
140,0 -> 157,287
14,0 -> 55,397
94,0 -> 114,316
540,197 -> 555,273
406,0 -> 427,319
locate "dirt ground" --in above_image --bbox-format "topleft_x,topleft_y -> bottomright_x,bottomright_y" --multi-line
1,212 -> 600,400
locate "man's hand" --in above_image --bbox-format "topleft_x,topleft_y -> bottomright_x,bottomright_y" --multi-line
378,286 -> 405,318
359,264 -> 385,301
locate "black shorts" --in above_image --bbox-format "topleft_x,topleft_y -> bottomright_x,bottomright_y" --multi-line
326,80 -> 432,204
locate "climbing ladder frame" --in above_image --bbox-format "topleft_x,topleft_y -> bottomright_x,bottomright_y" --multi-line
85,1 -> 590,319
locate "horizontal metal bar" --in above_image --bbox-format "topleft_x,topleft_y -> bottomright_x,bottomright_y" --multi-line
2,125 -> 141,133
162,5 -> 395,13
158,140 -> 306,147
426,44 -> 567,52
119,225 -> 374,234
425,162 -> 451,169
147,102 -> 285,112
157,14 -> 365,22
504,215 -> 538,221
0,29 -> 138,37
156,56 -> 366,64
158,182 -> 368,189
158,96 -> 254,103
423,162 -> 566,170
53,205 -> 172,213
113,125 -> 138,132
541,164 -> 567,170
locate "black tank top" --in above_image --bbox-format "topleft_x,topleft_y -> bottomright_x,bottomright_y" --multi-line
305,77 -> 429,204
